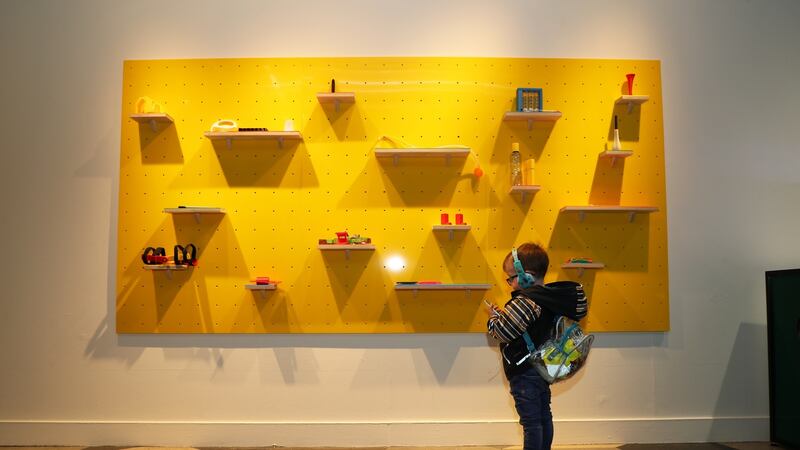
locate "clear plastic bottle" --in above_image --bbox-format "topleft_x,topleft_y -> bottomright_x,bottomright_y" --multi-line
510,142 -> 522,186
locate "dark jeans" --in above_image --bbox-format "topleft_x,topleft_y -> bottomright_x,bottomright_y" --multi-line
509,369 -> 553,450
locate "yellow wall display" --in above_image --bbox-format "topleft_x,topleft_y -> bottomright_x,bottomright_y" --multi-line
117,57 -> 669,334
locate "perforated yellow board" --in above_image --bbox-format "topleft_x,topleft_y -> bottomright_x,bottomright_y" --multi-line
116,57 -> 669,333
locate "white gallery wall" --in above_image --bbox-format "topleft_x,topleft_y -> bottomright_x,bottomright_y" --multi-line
1,0 -> 799,446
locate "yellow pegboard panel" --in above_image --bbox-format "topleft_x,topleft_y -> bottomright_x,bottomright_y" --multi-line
117,57 -> 668,333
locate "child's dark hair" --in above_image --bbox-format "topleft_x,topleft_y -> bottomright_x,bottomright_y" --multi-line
504,242 -> 549,279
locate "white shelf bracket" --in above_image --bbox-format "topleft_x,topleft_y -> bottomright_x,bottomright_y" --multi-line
345,249 -> 351,260
259,290 -> 267,299
611,157 -> 618,168
149,119 -> 157,133
193,213 -> 201,224
465,289 -> 471,298
577,268 -> 585,277
392,155 -> 399,166
165,269 -> 173,280
448,230 -> 454,241
628,212 -> 636,223
578,211 -> 586,222
445,155 -> 451,166
627,102 -> 634,114
521,192 -> 527,202
277,137 -> 284,149
225,138 -> 232,150
413,289 -> 418,298
335,100 -> 341,112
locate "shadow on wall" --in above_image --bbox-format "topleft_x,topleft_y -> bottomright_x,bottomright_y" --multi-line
709,321 -> 768,441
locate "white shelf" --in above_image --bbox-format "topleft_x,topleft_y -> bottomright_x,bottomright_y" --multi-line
130,113 -> 174,132
245,284 -> 278,290
395,283 -> 491,297
375,148 -> 470,166
395,283 -> 491,290
319,244 -> 376,259
318,244 -> 376,250
599,150 -> 634,167
317,92 -> 356,111
432,224 -> 471,240
509,185 -> 542,201
143,265 -> 189,271
562,262 -> 605,277
164,207 -> 225,214
615,95 -> 649,105
615,95 -> 649,113
560,206 -> 658,222
204,131 -> 303,149
246,283 -> 278,298
143,264 -> 188,279
503,111 -> 562,130
164,207 -> 225,223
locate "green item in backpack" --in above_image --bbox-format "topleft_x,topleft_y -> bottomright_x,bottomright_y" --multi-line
523,316 -> 594,384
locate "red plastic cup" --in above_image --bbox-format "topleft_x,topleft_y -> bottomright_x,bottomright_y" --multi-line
441,213 -> 450,225
626,73 -> 635,95
455,213 -> 464,225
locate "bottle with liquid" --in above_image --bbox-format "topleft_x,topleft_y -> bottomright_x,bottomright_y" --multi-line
510,142 -> 522,186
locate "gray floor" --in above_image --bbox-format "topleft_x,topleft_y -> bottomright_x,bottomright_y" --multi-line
1,444 -> 789,450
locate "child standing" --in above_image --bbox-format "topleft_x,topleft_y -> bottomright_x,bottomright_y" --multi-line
486,243 -> 588,450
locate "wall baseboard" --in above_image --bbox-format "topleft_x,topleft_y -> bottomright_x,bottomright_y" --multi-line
0,417 -> 769,447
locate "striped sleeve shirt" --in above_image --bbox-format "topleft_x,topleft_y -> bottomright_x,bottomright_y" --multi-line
487,295 -> 542,343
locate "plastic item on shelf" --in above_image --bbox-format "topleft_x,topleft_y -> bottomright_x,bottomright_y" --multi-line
626,73 -> 635,95
521,159 -> 535,185
455,213 -> 464,225
510,142 -> 522,186
321,232 -> 372,245
417,281 -> 442,285
142,246 -> 168,265
254,277 -> 281,285
135,96 -> 161,114
211,120 -> 238,132
173,244 -> 198,266
516,87 -> 542,112
284,119 -> 294,131
440,213 -> 450,225
612,115 -> 621,151
566,257 -> 594,264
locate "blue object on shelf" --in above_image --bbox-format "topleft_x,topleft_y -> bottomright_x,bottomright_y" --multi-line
516,87 -> 543,112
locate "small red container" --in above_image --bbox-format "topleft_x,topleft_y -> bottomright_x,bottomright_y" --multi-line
440,213 -> 450,225
455,213 -> 464,225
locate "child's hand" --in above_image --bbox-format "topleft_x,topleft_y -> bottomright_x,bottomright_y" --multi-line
483,299 -> 500,316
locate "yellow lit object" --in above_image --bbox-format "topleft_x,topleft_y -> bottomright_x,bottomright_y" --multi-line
135,96 -> 161,114
210,119 -> 238,132
521,159 -> 535,185
116,57 -> 669,334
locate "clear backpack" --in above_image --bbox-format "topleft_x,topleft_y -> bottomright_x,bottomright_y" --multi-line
523,316 -> 594,384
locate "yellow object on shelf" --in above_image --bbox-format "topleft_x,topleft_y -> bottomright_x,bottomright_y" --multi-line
210,120 -> 238,132
135,96 -> 161,114
521,159 -> 535,185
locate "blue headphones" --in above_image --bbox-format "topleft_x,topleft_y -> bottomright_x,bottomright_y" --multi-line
512,247 -> 535,289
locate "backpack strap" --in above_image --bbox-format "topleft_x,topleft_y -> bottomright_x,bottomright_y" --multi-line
522,331 -> 536,353
558,322 -> 579,349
